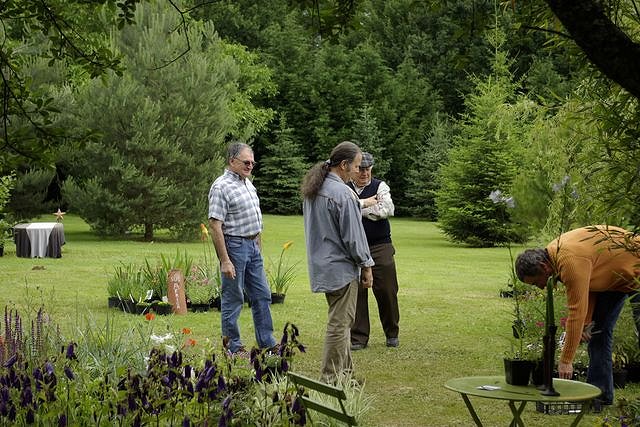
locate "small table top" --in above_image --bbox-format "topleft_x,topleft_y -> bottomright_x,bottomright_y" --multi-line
445,376 -> 601,402
14,222 -> 61,230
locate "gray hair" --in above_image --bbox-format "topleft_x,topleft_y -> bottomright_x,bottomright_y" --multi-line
514,248 -> 550,281
226,142 -> 252,164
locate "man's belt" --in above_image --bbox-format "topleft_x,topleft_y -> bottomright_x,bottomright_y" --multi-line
225,233 -> 259,240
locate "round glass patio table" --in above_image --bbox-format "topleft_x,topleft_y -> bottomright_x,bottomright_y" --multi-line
445,375 -> 601,427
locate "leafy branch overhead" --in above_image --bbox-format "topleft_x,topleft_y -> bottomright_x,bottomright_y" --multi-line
0,0 -> 201,169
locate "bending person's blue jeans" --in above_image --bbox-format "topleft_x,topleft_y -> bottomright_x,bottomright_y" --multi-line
587,291 -> 628,404
221,236 -> 276,353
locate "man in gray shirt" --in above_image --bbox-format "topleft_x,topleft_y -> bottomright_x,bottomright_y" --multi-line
301,141 -> 374,383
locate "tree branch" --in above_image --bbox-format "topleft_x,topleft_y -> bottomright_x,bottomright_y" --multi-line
544,0 -> 640,99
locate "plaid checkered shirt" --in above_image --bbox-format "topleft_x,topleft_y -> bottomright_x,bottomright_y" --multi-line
208,169 -> 262,237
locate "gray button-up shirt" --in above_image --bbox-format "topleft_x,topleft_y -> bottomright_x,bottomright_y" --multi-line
303,172 -> 374,293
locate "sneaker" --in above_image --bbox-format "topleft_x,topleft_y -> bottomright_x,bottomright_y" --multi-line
386,337 -> 399,348
265,343 -> 282,356
351,343 -> 367,351
229,347 -> 250,359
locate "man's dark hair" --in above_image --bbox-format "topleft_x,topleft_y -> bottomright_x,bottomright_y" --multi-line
300,141 -> 361,199
515,248 -> 550,281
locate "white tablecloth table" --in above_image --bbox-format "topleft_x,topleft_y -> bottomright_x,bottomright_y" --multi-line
14,222 -> 65,258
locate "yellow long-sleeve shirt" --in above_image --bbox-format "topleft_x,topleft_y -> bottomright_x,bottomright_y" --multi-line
547,225 -> 640,364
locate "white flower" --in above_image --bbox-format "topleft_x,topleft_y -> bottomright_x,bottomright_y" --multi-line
552,175 -> 570,192
489,189 -> 503,203
504,196 -> 516,209
151,333 -> 173,344
488,190 -> 515,209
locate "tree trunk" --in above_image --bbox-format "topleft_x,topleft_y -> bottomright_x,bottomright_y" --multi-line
544,0 -> 640,99
144,223 -> 154,241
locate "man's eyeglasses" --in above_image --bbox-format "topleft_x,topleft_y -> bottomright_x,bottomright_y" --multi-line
235,158 -> 257,167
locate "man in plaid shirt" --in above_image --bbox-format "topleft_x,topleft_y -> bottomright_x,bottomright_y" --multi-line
208,142 -> 276,356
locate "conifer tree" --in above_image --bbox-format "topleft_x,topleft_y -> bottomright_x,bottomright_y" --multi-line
435,27 -> 531,246
254,115 -> 308,214
62,2 -> 273,239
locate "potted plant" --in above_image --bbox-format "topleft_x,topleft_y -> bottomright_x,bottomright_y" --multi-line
185,264 -> 219,312
612,345 -> 629,389
151,300 -> 173,315
267,240 -> 299,304
107,262 -> 138,310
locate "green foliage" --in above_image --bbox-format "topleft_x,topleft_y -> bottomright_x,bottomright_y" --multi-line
254,115 -> 308,214
436,27 -> 534,246
7,168 -> 57,221
0,0 -> 139,171
570,83 -> 640,227
108,262 -> 148,302
404,115 -> 452,220
352,105 -> 389,178
61,1 -> 273,240
185,264 -> 220,304
0,174 -> 16,247
509,101 -> 590,241
267,241 -> 299,295
0,303 -> 328,426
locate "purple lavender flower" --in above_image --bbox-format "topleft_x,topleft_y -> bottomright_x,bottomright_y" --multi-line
3,354 -> 17,369
64,366 -> 74,380
292,396 -> 306,425
65,343 -> 77,360
20,385 -> 32,406
25,408 -> 34,424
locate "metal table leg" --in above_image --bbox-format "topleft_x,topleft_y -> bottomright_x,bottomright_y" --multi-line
460,393 -> 483,426
508,400 -> 527,427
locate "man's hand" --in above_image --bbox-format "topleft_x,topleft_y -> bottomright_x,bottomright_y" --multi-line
581,321 -> 595,342
361,195 -> 377,208
558,361 -> 573,379
221,260 -> 236,280
360,267 -> 373,289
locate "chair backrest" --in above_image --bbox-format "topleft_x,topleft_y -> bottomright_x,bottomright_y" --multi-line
288,371 -> 357,426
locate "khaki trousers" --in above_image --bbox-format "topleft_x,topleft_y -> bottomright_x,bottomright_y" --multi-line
321,279 -> 358,383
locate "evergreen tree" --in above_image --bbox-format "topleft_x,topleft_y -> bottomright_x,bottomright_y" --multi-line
62,1 -> 274,240
405,115 -> 452,220
254,115 -> 308,215
435,27 -> 531,246
352,105 -> 389,178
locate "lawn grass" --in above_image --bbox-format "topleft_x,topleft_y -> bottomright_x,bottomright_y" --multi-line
1,214 -> 637,426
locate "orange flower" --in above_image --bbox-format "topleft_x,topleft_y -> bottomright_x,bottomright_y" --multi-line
182,327 -> 191,335
145,312 -> 156,321
282,240 -> 293,250
184,338 -> 197,347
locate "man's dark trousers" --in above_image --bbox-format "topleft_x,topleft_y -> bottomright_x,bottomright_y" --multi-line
351,242 -> 399,346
